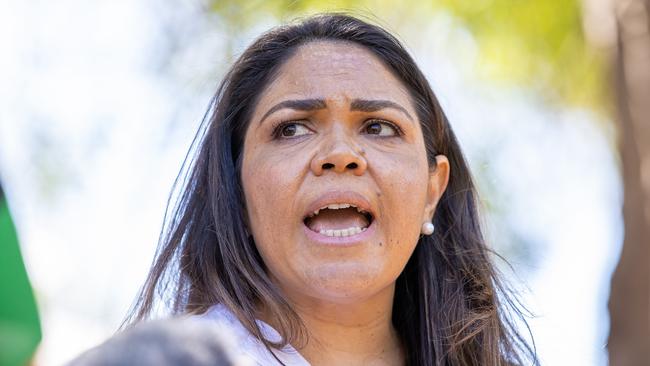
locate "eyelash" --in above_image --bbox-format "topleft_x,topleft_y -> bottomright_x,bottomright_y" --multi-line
270,119 -> 404,139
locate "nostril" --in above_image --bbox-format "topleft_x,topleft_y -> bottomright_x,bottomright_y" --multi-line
347,162 -> 358,169
322,163 -> 334,170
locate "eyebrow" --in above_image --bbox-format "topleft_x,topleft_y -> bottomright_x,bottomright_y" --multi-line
259,98 -> 414,124
350,99 -> 413,121
260,99 -> 326,124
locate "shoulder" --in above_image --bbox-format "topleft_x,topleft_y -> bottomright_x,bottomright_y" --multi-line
193,304 -> 310,366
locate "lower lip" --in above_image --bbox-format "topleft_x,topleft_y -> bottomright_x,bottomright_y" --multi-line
302,220 -> 376,246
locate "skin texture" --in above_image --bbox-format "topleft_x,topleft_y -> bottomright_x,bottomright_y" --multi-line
241,41 -> 450,365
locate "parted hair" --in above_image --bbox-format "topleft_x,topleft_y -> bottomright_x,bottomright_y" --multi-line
124,12 -> 536,366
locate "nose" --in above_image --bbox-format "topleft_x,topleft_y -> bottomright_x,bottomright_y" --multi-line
310,135 -> 367,176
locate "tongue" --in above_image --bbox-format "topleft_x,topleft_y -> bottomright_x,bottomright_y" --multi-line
306,207 -> 370,232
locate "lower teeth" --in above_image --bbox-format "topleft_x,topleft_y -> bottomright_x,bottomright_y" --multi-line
318,227 -> 366,237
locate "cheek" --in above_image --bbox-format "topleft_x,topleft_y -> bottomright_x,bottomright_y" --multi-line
241,147 -> 305,252
373,148 -> 429,242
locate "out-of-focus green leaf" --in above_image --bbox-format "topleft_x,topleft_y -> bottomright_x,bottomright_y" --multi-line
435,0 -> 609,114
206,0 -> 609,114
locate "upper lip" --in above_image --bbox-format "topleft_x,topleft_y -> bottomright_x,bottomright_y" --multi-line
303,190 -> 376,220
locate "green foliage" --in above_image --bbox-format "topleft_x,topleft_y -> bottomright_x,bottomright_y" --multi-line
206,0 -> 609,113
434,0 -> 610,114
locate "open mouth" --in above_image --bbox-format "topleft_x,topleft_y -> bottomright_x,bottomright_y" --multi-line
304,203 -> 374,237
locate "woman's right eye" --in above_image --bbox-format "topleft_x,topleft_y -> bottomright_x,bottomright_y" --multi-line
274,122 -> 312,138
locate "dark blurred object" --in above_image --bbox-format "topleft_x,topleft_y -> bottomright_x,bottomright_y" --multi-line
67,317 -> 239,366
608,0 -> 650,365
0,184 -> 42,366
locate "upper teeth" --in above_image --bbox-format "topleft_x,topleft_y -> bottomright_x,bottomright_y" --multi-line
311,203 -> 367,217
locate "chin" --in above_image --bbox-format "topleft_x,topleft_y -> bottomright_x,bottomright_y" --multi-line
299,261 -> 392,302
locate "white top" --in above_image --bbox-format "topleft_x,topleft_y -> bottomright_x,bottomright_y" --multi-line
195,303 -> 310,366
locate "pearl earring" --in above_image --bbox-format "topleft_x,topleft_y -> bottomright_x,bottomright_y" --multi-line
421,222 -> 434,235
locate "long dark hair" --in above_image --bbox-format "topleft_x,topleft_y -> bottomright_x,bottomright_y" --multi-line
125,12 -> 536,365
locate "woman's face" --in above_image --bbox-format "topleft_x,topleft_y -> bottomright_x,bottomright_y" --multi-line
241,41 -> 449,305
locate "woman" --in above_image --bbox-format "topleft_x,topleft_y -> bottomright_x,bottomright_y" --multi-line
126,13 -> 535,365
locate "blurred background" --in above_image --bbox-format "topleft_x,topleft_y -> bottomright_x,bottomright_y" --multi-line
0,0 -> 648,365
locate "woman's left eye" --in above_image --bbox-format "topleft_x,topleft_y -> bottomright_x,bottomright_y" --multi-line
363,120 -> 400,137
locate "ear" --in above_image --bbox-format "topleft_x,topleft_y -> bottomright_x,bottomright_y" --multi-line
422,155 -> 450,222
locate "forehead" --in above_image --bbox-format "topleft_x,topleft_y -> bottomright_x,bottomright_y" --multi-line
254,40 -> 413,111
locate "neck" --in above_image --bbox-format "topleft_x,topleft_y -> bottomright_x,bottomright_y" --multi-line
282,285 -> 405,365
